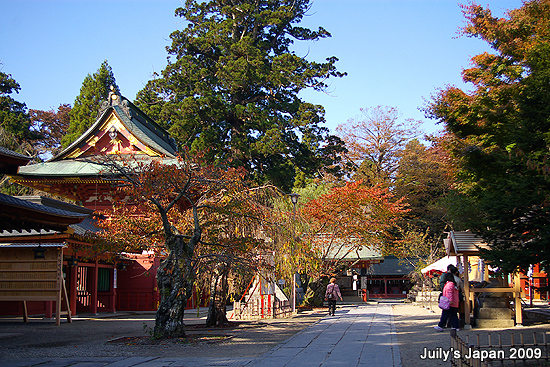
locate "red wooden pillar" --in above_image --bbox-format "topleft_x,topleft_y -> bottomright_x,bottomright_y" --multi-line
70,265 -> 78,315
45,301 -> 53,318
384,277 -> 388,298
90,260 -> 99,315
109,266 -> 116,312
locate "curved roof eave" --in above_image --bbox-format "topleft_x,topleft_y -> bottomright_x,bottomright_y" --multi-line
51,97 -> 177,162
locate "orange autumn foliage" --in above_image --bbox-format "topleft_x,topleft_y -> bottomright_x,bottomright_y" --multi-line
301,181 -> 409,273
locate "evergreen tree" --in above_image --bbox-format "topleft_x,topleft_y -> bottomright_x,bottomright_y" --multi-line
0,68 -> 40,195
0,69 -> 38,145
63,60 -> 119,148
136,0 -> 346,191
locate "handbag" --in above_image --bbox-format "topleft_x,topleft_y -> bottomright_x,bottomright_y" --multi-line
438,295 -> 450,310
326,284 -> 334,300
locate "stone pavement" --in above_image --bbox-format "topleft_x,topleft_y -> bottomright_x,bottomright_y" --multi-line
247,303 -> 401,367
4,304 -> 401,367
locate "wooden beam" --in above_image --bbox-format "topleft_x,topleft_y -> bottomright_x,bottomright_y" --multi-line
22,301 -> 28,322
62,277 -> 72,323
469,288 -> 514,293
55,249 -> 62,326
463,255 -> 471,329
514,272 -> 523,326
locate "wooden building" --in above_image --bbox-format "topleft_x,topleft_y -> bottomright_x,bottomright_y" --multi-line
363,256 -> 414,299
445,231 -> 523,328
12,88 -> 178,211
4,89 -> 189,315
0,148 -> 88,323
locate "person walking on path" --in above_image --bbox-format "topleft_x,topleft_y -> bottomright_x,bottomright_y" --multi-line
434,272 -> 460,331
325,277 -> 343,316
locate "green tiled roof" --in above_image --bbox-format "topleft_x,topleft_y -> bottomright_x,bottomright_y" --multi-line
368,256 -> 416,276
53,94 -> 177,161
17,155 -> 178,178
320,236 -> 384,261
18,159 -> 104,177
112,104 -> 177,158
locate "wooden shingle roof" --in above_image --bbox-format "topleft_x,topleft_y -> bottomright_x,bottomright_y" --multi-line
0,147 -> 32,174
0,193 -> 88,233
444,231 -> 489,256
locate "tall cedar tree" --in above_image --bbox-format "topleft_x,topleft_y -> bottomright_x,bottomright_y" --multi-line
0,70 -> 39,147
426,0 -> 550,273
0,69 -> 41,196
135,0 -> 346,191
63,61 -> 119,148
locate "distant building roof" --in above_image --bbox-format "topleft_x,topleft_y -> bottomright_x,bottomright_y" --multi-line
326,245 -> 384,262
316,234 -> 384,262
368,256 -> 415,276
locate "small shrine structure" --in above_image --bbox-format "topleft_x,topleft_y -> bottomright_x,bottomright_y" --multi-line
0,148 -> 89,324
444,231 -> 523,328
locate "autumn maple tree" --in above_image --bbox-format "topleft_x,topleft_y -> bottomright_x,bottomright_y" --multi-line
263,186 -> 324,301
297,181 -> 408,305
96,153 -> 270,336
390,136 -> 456,271
29,104 -> 71,159
426,0 -> 550,273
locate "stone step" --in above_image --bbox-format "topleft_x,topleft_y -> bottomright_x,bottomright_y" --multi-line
476,318 -> 515,328
342,296 -> 364,303
480,298 -> 509,308
478,307 -> 512,320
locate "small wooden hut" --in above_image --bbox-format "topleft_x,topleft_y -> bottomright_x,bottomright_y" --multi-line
444,231 -> 523,328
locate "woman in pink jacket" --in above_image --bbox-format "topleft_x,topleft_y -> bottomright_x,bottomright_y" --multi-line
434,272 -> 460,331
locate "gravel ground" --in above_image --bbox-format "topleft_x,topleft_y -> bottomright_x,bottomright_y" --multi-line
0,310 -> 325,360
2,303 -> 549,366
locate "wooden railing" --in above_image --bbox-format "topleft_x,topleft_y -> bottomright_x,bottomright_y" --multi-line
233,297 -> 291,320
450,329 -> 549,367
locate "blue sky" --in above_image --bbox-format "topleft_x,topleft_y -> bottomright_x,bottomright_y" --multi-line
1,0 -> 524,137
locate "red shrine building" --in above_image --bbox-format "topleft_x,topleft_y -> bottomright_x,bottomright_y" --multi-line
2,89 -> 206,319
15,88 -> 178,211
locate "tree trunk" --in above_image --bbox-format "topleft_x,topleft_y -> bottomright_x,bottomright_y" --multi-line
154,236 -> 192,338
206,263 -> 229,327
303,276 -> 329,307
